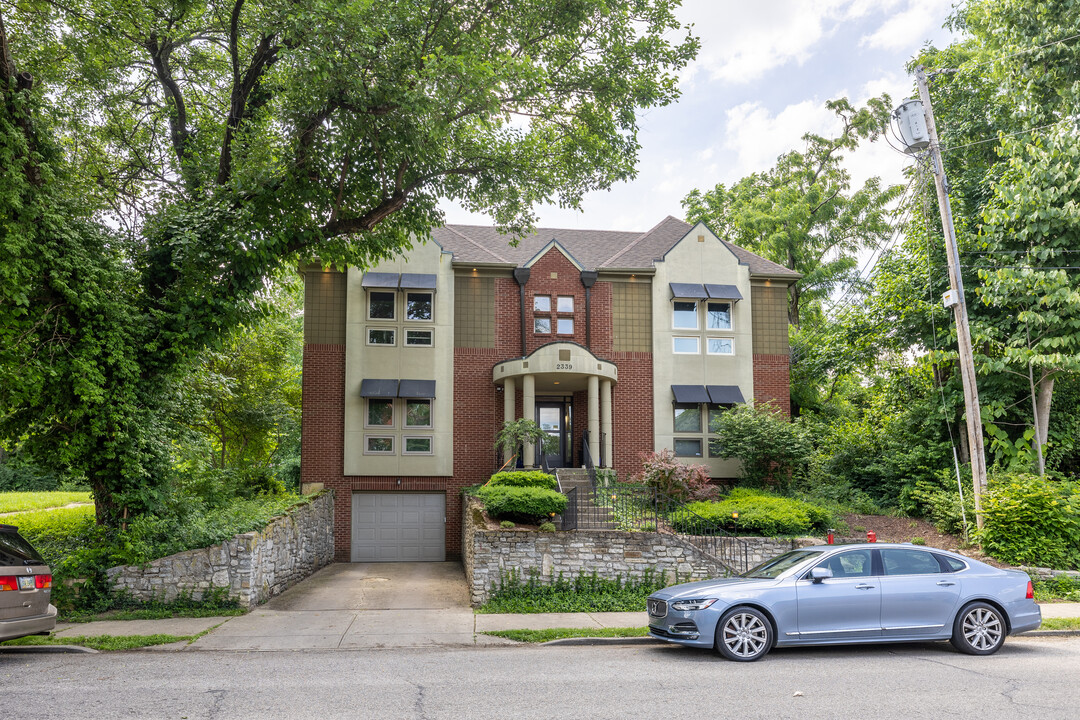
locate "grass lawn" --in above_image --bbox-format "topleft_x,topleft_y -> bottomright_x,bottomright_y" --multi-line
0,491 -> 93,515
1,633 -> 192,651
1040,617 -> 1080,631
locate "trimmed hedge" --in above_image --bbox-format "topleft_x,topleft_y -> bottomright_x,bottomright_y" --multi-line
672,489 -> 831,536
487,471 -> 557,490
476,485 -> 567,522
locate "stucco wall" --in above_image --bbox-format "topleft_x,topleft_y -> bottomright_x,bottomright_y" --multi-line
106,492 -> 334,609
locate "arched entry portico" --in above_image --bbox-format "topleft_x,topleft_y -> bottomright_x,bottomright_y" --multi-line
493,342 -> 617,468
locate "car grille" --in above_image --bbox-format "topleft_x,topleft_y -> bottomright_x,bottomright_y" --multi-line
647,599 -> 667,618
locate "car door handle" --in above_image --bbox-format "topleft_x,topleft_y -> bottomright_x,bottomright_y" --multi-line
937,581 -> 956,587
855,584 -> 876,590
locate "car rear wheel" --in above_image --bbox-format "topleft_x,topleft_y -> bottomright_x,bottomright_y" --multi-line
950,602 -> 1006,655
715,607 -> 772,662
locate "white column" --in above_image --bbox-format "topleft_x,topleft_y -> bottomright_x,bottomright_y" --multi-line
587,375 -> 600,466
503,378 -> 516,463
522,374 -> 536,468
601,380 -> 613,469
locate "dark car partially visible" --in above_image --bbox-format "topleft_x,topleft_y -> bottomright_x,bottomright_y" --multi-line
0,524 -> 57,642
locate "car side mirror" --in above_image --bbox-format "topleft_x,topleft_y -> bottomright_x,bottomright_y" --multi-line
810,567 -> 833,583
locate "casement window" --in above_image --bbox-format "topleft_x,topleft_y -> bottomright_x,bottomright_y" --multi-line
557,296 -> 575,313
707,337 -> 734,355
533,295 -> 551,312
366,399 -> 394,428
672,301 -> 698,329
674,438 -> 703,458
673,403 -> 702,433
403,436 -> 433,455
534,317 -> 552,334
406,292 -> 433,321
368,328 -> 396,346
368,291 -> 395,320
365,436 -> 394,454
405,329 -> 433,346
557,317 -> 574,334
673,336 -> 699,354
405,399 -> 432,428
707,302 -> 732,330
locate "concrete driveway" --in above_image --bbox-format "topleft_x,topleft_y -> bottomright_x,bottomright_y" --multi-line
190,562 -> 512,651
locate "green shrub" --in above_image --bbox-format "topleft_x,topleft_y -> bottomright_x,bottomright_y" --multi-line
1033,574 -> 1080,602
487,471 -> 557,490
500,520 -> 516,529
979,474 -> 1079,569
480,569 -> 668,613
476,485 -> 567,522
672,490 -> 832,536
538,522 -> 556,532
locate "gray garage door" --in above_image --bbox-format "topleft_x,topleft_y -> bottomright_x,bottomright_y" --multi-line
351,492 -> 446,562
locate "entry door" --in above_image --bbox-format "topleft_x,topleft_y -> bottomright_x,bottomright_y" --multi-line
537,402 -> 568,468
351,492 -> 446,562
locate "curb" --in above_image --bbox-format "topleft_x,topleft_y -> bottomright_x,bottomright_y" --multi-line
0,645 -> 98,654
541,636 -> 662,647
1019,630 -> 1080,638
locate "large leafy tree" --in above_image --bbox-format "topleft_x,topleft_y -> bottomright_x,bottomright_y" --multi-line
0,1 -> 697,525
682,97 -> 902,327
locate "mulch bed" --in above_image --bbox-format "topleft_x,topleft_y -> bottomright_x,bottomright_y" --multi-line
841,513 -> 1009,568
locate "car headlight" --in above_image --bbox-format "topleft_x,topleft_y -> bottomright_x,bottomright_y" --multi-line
669,598 -> 717,611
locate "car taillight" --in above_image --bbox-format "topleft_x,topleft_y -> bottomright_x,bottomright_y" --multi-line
0,576 -> 16,591
35,574 -> 52,589
1026,580 -> 1034,600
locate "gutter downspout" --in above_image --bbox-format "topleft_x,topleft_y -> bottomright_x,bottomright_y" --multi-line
513,268 -> 531,357
580,270 -> 598,350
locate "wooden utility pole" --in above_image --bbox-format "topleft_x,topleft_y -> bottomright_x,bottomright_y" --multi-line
915,65 -> 988,530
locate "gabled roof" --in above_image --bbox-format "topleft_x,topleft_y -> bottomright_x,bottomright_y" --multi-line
431,216 -> 800,279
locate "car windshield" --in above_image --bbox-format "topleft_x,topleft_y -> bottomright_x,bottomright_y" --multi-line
0,529 -> 46,566
741,549 -> 823,579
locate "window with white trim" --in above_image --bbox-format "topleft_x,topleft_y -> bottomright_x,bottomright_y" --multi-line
406,292 -> 433,321
366,399 -> 394,428
365,436 -> 394,454
707,302 -> 732,330
707,337 -> 734,355
403,436 -> 433,455
405,329 -> 433,346
557,317 -> 574,334
673,336 -> 699,354
368,291 -> 395,320
405,399 -> 432,428
368,328 -> 396,346
672,301 -> 698,329
557,296 -> 575,313
533,295 -> 551,312
534,317 -> 551,334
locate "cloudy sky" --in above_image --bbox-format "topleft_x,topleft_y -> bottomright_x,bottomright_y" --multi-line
442,0 -> 960,231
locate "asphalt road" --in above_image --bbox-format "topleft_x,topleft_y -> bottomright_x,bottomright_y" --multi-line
3,637 -> 1078,719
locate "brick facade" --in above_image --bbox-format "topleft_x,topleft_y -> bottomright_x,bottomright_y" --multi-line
753,353 -> 792,416
301,224 -> 796,563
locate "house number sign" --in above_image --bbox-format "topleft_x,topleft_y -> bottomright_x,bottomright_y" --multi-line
556,363 -> 573,370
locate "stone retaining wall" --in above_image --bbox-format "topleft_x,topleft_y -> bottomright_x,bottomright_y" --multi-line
106,491 -> 334,609
462,497 -> 821,606
1020,565 -> 1080,582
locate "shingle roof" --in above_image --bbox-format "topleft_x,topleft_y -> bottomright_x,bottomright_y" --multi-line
431,216 -> 800,279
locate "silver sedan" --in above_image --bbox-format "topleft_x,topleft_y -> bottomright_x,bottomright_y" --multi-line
647,543 -> 1041,661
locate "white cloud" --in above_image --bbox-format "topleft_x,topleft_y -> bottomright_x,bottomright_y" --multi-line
860,0 -> 957,51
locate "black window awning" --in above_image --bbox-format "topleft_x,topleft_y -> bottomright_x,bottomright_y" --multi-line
398,379 -> 436,398
399,273 -> 437,291
672,385 -> 711,403
669,282 -> 708,299
360,379 -> 399,398
707,385 -> 745,405
361,272 -> 399,288
704,284 -> 743,301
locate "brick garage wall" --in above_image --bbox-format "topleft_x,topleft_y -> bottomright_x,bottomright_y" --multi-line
753,353 -> 791,417
107,492 -> 334,608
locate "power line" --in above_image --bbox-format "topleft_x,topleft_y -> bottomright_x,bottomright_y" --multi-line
940,115 -> 1078,155
932,32 -> 1080,74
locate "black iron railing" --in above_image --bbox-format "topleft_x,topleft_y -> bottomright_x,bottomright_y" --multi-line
562,486 -> 578,531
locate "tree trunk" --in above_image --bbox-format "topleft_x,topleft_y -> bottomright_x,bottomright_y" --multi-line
1034,370 -> 1055,471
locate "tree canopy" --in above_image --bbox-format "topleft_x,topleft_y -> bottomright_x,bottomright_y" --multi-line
0,0 -> 698,525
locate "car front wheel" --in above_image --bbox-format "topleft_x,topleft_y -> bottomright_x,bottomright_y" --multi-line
951,602 -> 1006,655
715,607 -> 773,662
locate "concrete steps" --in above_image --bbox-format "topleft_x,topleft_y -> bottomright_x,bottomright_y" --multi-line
555,468 -> 617,530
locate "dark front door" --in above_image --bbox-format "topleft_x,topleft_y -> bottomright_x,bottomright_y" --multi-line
537,402 -> 569,469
